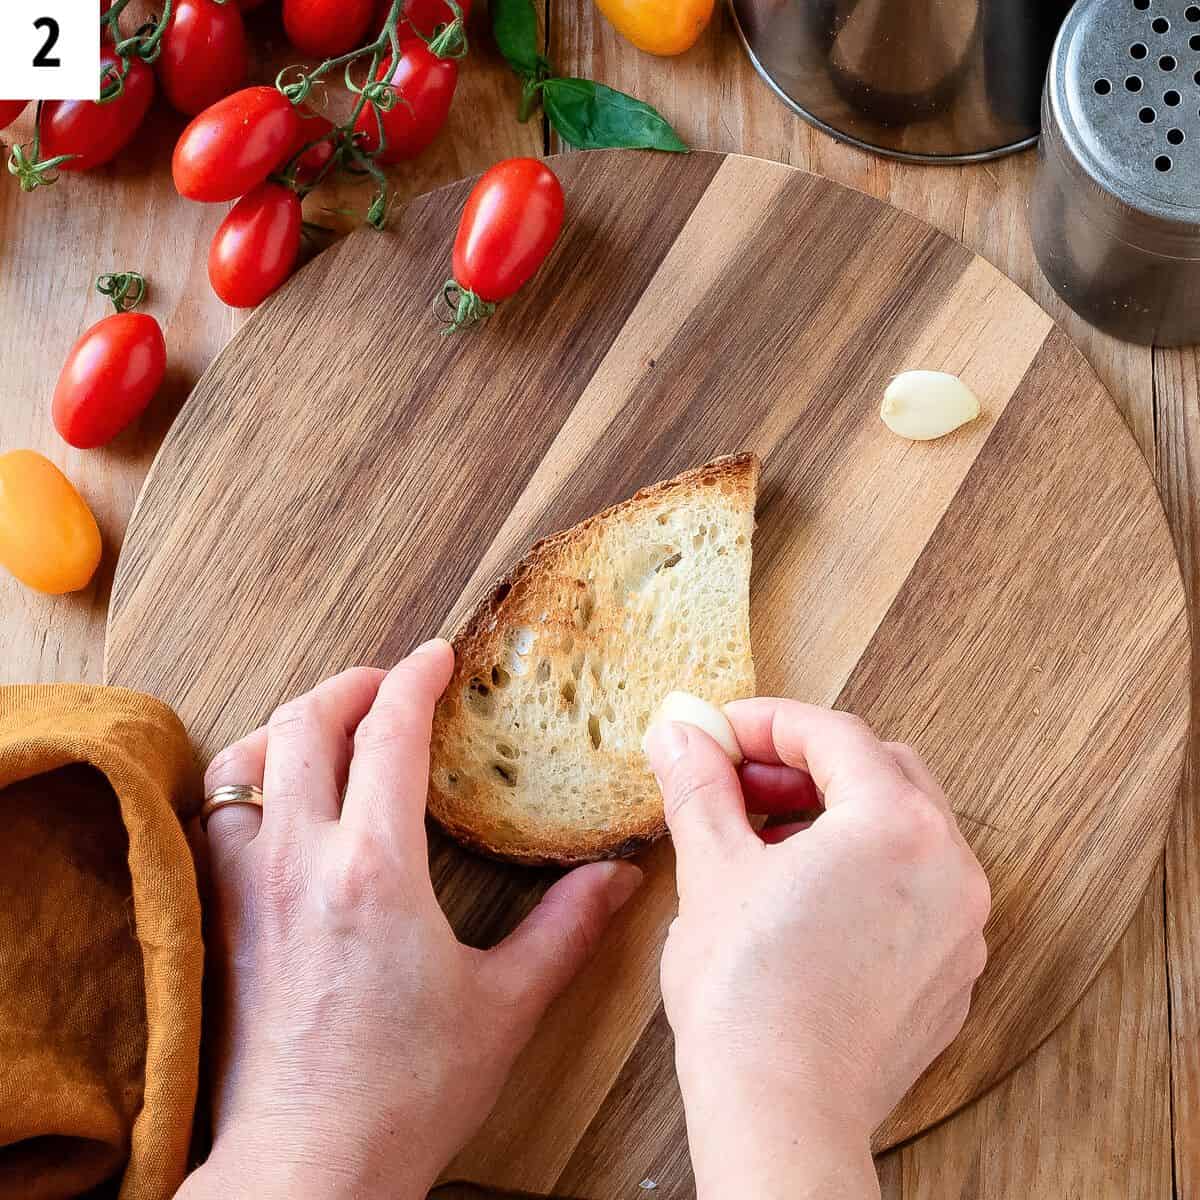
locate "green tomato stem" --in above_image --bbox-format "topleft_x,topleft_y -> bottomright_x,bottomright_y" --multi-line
6,102 -> 75,192
424,0 -> 468,59
441,280 -> 497,333
96,271 -> 147,313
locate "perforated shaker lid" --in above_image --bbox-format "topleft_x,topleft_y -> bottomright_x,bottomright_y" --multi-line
1048,0 -> 1200,248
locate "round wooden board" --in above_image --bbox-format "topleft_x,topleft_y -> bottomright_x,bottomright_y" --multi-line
105,151 -> 1189,1196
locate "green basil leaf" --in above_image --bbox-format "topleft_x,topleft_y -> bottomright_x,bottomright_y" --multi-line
542,77 -> 688,152
491,0 -> 541,77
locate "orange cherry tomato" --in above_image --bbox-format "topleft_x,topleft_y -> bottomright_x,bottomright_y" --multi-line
0,451 -> 102,594
592,0 -> 712,55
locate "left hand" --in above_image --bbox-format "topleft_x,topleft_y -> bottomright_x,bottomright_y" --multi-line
181,639 -> 642,1200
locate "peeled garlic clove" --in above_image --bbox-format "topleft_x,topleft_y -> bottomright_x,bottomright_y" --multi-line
881,371 -> 981,441
642,690 -> 744,764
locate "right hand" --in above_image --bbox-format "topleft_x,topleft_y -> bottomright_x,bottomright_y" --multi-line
643,699 -> 990,1200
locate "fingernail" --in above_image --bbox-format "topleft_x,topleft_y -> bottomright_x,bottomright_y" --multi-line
408,637 -> 449,660
642,720 -> 689,764
603,861 -> 644,915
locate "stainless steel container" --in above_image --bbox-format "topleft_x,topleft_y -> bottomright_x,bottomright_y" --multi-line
1030,0 -> 1200,346
729,0 -> 1074,162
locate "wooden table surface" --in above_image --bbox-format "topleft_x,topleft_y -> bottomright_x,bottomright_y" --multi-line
2,7 -> 1197,1198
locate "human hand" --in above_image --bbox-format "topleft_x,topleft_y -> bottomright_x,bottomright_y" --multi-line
181,640 -> 642,1200
644,699 -> 990,1200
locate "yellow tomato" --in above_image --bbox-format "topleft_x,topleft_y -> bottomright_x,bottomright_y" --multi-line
593,0 -> 713,55
0,450 -> 101,594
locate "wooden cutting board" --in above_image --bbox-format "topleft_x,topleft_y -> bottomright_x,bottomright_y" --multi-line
105,151 -> 1189,1196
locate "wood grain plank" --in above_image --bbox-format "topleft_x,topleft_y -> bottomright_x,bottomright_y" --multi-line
1156,344 -> 1200,1199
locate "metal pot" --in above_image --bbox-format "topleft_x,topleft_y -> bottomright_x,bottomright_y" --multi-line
729,0 -> 1075,162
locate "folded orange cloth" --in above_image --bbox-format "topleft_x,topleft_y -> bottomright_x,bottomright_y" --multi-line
0,685 -> 202,1200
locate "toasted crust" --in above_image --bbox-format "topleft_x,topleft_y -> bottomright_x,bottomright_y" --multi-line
428,453 -> 759,866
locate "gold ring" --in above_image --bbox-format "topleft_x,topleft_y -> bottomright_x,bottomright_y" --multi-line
200,784 -> 265,829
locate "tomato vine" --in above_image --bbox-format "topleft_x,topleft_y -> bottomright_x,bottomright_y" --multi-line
272,0 -> 466,227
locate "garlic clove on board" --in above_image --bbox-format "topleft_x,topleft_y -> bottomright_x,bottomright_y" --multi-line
881,371 -> 981,441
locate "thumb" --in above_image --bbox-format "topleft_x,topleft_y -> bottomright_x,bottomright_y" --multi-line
644,720 -> 754,888
488,860 -> 643,1028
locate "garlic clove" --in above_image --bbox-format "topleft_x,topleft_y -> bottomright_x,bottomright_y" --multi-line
642,690 -> 744,764
881,370 -> 981,442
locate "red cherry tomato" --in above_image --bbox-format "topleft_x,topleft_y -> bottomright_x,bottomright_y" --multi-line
0,101 -> 28,131
374,0 -> 470,36
353,40 -> 457,164
284,0 -> 374,56
41,50 -> 154,172
288,107 -> 336,182
52,312 -> 167,449
173,86 -> 301,202
208,183 -> 303,309
158,0 -> 248,116
236,0 -> 271,8
452,158 -> 564,304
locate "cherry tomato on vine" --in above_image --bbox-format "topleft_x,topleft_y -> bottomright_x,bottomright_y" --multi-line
53,312 -> 167,449
208,182 -> 303,308
445,158 -> 564,331
159,0 -> 248,116
284,0 -> 374,57
0,101 -> 28,131
0,450 -> 101,594
352,40 -> 457,164
41,49 -> 155,172
173,86 -> 301,202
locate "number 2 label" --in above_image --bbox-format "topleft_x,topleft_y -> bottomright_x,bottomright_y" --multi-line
0,2 -> 100,100
33,18 -> 62,68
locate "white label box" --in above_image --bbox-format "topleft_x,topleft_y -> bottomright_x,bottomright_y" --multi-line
0,1 -> 100,101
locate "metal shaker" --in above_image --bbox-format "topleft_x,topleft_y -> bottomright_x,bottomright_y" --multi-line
729,0 -> 1074,162
1030,0 -> 1200,346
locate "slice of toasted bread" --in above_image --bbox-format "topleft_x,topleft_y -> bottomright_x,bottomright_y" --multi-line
428,453 -> 759,866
